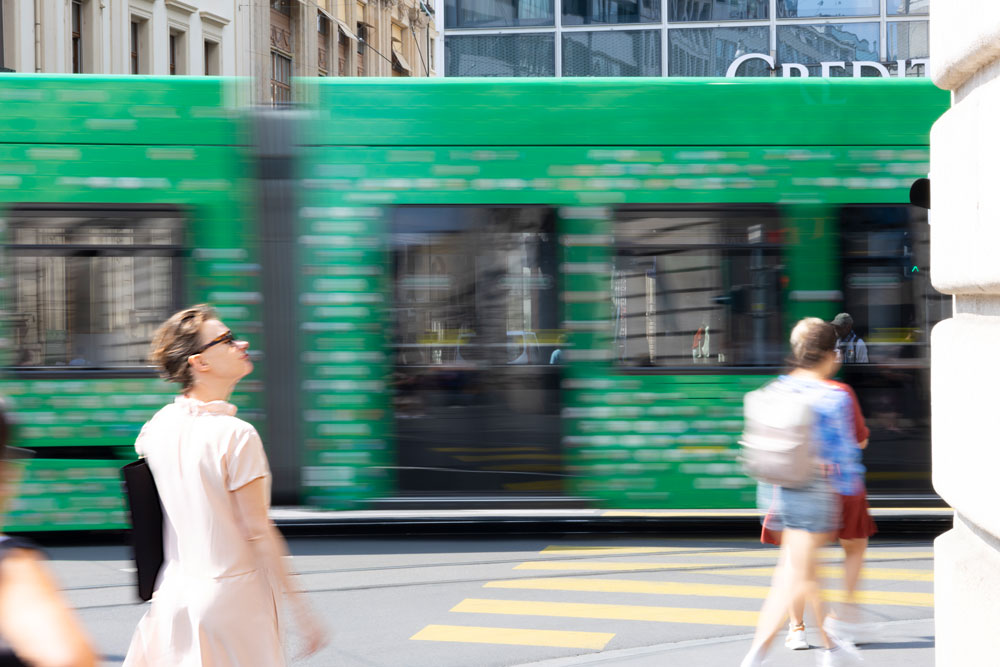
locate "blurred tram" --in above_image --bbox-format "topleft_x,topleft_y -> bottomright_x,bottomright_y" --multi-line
0,75 -> 950,531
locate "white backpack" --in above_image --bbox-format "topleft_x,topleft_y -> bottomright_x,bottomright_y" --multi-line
739,381 -> 817,488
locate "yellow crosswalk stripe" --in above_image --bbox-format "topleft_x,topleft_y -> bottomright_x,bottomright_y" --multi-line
451,598 -> 758,627
516,561 -> 933,582
410,624 -> 614,650
540,546 -> 692,556
540,546 -> 933,560
519,561 -> 706,572
484,577 -> 933,607
728,565 -> 934,583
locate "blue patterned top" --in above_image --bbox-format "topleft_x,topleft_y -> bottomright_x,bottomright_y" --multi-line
774,374 -> 865,496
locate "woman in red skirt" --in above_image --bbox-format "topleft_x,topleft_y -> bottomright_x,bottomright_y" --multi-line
761,378 -> 877,650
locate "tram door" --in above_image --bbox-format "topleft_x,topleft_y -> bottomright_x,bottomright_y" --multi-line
838,205 -> 951,497
391,207 -> 563,497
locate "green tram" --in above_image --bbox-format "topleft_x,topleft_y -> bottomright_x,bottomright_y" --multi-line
0,75 -> 949,531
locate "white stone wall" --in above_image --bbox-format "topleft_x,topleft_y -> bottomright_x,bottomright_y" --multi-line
929,0 -> 1000,663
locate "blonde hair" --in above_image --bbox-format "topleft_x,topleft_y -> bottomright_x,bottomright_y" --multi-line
150,305 -> 217,391
788,317 -> 838,369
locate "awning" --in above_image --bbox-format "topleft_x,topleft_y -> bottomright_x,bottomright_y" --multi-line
392,47 -> 411,74
334,17 -> 359,41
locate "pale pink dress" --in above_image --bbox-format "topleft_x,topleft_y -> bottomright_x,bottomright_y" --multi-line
124,396 -> 285,667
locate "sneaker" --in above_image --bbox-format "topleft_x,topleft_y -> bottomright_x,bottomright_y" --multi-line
785,624 -> 810,650
824,615 -> 867,646
739,647 -> 767,667
816,648 -> 850,667
823,616 -> 863,658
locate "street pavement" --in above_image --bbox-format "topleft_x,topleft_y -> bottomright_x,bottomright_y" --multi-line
44,535 -> 935,666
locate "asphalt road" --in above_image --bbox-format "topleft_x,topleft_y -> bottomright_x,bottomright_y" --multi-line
44,535 -> 936,666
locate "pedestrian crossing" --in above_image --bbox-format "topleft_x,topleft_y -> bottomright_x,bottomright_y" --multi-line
409,542 -> 934,651
515,560 -> 934,582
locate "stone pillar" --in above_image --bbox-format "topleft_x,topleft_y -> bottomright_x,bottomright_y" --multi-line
929,1 -> 1000,664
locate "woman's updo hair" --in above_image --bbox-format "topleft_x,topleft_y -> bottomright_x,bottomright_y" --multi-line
150,304 -> 217,391
788,317 -> 838,369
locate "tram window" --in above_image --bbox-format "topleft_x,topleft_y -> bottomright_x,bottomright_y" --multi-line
838,205 -> 949,365
614,206 -> 784,368
391,207 -> 560,368
5,206 -> 183,370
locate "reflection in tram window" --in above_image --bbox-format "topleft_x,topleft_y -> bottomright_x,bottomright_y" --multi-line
390,207 -> 563,495
614,206 -> 784,367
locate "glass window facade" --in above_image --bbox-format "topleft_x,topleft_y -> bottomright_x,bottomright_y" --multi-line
668,0 -> 768,22
887,0 -> 928,15
563,30 -> 661,76
669,26 -> 769,76
446,0 -> 555,28
777,22 -> 878,76
777,0 -> 878,17
446,33 -> 556,76
888,20 -> 928,61
563,0 -> 660,25
444,0 -> 929,77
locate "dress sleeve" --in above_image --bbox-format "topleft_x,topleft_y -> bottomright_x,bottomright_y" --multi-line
823,389 -> 864,495
226,425 -> 271,492
842,384 -> 870,443
134,422 -> 150,457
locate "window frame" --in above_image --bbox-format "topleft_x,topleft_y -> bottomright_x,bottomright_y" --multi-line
169,33 -> 177,74
71,0 -> 83,73
271,50 -> 293,105
129,13 -> 152,74
203,38 -> 220,75
3,204 -> 186,378
318,11 -> 331,76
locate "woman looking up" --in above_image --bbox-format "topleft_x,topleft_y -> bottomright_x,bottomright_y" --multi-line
124,305 -> 326,666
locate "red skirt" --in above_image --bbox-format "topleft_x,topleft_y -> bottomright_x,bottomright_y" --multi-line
760,489 -> 877,545
839,488 -> 877,540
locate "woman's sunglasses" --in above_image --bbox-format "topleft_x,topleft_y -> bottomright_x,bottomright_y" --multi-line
193,331 -> 237,355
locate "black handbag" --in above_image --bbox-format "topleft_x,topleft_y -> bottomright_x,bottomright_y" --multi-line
121,459 -> 164,602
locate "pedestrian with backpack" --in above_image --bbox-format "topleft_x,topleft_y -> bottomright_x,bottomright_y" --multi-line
739,318 -> 865,667
758,376 -> 877,651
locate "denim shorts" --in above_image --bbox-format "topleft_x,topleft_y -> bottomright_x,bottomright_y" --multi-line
758,478 -> 838,534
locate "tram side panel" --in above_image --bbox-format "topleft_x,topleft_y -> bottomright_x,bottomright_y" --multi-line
0,77 -> 260,531
292,133 -> 941,508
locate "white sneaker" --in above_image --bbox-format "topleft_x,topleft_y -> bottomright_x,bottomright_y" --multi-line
785,624 -> 810,650
823,616 -> 863,657
739,648 -> 766,667
816,648 -> 850,667
824,615 -> 867,646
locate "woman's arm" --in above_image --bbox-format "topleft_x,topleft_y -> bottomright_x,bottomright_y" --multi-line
825,390 -> 865,494
232,478 -> 327,656
0,550 -> 97,667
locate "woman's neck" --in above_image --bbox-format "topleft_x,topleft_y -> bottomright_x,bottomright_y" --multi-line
184,381 -> 234,404
789,367 -> 826,381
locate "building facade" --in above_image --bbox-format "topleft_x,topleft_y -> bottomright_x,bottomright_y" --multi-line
929,1 -> 1000,664
0,0 -> 438,102
441,0 -> 929,77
